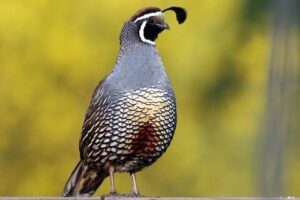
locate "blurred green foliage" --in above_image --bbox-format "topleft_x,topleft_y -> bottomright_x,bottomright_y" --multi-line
0,0 -> 299,197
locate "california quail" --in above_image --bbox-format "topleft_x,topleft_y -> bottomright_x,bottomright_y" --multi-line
62,6 -> 187,197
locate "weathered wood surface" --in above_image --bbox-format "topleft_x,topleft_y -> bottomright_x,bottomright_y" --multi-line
0,198 -> 298,199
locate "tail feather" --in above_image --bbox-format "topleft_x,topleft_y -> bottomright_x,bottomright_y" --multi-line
62,161 -> 108,197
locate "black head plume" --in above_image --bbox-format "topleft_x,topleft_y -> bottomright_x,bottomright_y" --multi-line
162,7 -> 187,24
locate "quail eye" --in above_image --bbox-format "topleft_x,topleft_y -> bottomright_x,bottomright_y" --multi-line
148,18 -> 154,23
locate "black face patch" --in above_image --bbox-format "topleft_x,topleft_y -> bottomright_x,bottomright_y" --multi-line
134,14 -> 167,44
143,22 -> 165,42
132,13 -> 167,44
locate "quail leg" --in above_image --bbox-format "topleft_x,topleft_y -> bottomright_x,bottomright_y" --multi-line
101,167 -> 122,199
130,172 -> 141,196
109,167 -> 117,195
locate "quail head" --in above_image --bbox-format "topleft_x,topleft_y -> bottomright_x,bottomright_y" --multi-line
62,6 -> 187,197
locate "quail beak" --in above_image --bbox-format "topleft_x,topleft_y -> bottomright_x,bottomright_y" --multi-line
158,23 -> 170,30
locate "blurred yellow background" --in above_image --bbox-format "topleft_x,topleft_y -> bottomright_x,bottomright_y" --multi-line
0,0 -> 299,197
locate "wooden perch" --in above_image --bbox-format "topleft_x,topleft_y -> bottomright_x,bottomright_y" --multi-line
0,197 -> 298,200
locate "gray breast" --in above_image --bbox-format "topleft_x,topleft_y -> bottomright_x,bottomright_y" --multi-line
104,44 -> 171,93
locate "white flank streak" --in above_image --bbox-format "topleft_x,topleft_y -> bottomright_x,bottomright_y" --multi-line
80,134 -> 89,146
139,21 -> 155,45
134,11 -> 163,23
88,132 -> 99,147
88,151 -> 93,157
93,151 -> 100,156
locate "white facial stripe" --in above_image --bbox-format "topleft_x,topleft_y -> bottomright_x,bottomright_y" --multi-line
134,11 -> 163,23
139,21 -> 155,45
